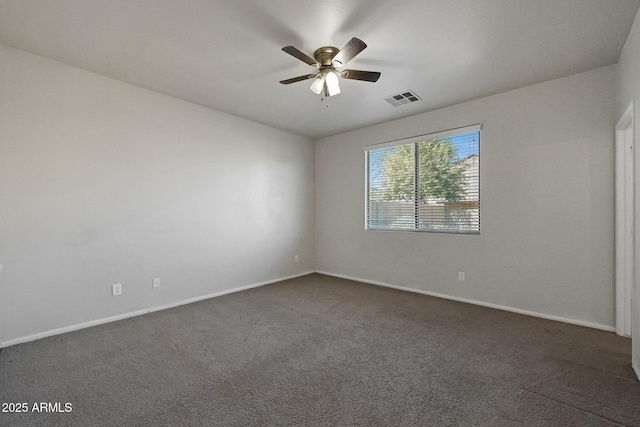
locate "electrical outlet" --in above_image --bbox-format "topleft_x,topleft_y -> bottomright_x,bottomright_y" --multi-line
458,272 -> 465,281
294,255 -> 299,262
112,283 -> 122,296
153,277 -> 160,288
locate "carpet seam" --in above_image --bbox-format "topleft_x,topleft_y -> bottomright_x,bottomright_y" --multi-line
552,358 -> 639,383
519,387 -> 628,426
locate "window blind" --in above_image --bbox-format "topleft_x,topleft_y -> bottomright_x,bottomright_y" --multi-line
365,125 -> 480,233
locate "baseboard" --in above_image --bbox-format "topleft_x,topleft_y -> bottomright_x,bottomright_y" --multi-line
3,269 -> 615,349
316,270 -> 616,333
633,361 -> 640,382
0,270 -> 315,349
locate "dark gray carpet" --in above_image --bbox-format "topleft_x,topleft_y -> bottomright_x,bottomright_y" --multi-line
1,273 -> 638,426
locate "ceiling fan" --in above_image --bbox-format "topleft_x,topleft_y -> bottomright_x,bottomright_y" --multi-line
279,37 -> 381,98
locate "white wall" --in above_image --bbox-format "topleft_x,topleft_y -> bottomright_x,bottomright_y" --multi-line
617,7 -> 640,379
316,65 -> 617,330
0,45 -> 315,346
618,8 -> 640,117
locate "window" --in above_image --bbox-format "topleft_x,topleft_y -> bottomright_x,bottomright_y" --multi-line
365,124 -> 480,234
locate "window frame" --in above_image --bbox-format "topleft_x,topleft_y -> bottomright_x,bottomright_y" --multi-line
364,124 -> 481,234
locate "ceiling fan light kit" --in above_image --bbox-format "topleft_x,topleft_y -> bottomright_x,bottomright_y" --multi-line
310,68 -> 341,96
279,37 -> 381,99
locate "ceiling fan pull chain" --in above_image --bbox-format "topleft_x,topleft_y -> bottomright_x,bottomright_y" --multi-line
324,84 -> 330,107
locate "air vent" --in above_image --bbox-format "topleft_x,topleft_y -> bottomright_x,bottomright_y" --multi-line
384,90 -> 421,107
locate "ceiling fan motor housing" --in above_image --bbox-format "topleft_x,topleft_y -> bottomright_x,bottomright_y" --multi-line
314,46 -> 340,66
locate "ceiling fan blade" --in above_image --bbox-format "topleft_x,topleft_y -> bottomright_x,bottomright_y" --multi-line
282,46 -> 317,66
332,37 -> 367,66
279,74 -> 317,84
341,69 -> 381,82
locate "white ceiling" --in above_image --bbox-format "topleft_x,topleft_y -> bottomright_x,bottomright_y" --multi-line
1,0 -> 639,139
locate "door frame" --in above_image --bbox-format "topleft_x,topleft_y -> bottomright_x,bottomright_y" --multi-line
615,101 -> 634,337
